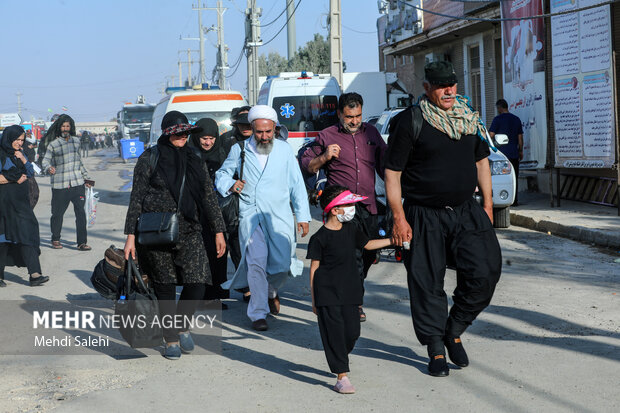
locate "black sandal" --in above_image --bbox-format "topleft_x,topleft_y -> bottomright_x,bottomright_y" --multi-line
359,306 -> 366,322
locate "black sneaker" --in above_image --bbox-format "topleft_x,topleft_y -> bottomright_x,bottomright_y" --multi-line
428,354 -> 449,377
0,279 -> 6,287
444,336 -> 469,367
29,275 -> 49,287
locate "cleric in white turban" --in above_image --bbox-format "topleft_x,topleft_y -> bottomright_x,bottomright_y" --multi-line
247,105 -> 278,124
215,104 -> 311,331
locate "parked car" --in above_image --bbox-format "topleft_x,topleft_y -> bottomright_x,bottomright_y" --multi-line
364,115 -> 380,127
374,108 -> 516,228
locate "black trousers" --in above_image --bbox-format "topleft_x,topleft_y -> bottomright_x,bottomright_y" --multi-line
227,227 -> 248,294
508,157 -> 520,203
317,305 -> 361,374
0,243 -> 42,278
153,283 -> 206,343
403,198 -> 502,346
202,229 -> 229,300
351,204 -> 379,304
227,227 -> 242,270
50,185 -> 87,245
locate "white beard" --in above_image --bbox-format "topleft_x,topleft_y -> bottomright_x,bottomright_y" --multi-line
255,139 -> 273,155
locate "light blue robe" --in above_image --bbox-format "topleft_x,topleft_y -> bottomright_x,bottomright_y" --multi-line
215,138 -> 311,290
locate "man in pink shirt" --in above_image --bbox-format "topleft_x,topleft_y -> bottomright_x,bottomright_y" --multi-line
301,93 -> 387,321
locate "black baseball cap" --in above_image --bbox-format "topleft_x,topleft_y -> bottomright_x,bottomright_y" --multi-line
231,106 -> 251,125
424,61 -> 458,85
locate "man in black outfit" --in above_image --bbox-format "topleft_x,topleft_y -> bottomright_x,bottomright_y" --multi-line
219,106 -> 253,301
220,106 -> 252,154
385,61 -> 502,377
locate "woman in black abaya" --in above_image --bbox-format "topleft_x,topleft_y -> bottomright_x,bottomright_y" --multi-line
0,125 -> 49,287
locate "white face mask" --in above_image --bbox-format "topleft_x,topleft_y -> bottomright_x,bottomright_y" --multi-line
336,206 -> 356,223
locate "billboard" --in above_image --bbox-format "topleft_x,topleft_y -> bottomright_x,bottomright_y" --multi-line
501,0 -> 548,170
551,0 -> 616,168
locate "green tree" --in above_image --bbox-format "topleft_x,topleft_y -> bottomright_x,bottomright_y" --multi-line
259,51 -> 289,76
259,33 -> 344,76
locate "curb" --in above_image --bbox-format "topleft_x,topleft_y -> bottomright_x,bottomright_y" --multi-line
510,212 -> 620,249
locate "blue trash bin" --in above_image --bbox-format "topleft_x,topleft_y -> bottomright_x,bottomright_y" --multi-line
120,139 -> 144,160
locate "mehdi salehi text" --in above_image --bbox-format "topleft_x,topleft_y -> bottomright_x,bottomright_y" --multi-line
34,334 -> 110,347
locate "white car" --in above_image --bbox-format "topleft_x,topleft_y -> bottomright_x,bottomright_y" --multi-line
374,108 -> 516,228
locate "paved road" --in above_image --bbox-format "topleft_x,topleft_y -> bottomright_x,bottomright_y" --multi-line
1,149 -> 619,413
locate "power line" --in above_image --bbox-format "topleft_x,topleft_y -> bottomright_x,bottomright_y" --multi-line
401,0 -> 618,22
261,0 -> 302,47
260,4 -> 287,27
226,46 -> 246,78
343,24 -> 376,34
0,74 -> 165,89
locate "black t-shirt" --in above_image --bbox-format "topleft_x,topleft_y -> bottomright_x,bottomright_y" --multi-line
385,109 -> 490,207
306,223 -> 369,307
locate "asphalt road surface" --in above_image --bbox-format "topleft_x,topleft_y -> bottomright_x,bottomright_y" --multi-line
1,149 -> 618,413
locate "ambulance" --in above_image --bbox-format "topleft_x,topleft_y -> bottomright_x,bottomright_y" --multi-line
149,88 -> 248,146
257,71 -> 341,154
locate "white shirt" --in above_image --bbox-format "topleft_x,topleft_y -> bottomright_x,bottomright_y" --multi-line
246,137 -> 269,170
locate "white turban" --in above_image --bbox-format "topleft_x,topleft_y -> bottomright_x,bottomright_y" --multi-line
247,105 -> 278,124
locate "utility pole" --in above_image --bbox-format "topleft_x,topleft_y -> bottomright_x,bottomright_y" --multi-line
286,0 -> 296,60
16,92 -> 23,116
182,2 -> 207,86
215,0 -> 228,89
202,1 -> 229,89
245,0 -> 262,105
178,50 -> 199,87
178,61 -> 183,87
187,2 -> 229,89
187,49 -> 193,86
329,0 -> 343,86
197,2 -> 205,85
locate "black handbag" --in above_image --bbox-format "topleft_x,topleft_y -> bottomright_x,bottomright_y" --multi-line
114,257 -> 162,348
136,167 -> 186,247
217,142 -> 245,232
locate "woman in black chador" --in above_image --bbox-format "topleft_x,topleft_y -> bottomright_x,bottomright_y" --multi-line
123,111 -> 226,360
190,118 -> 230,309
0,125 -> 48,287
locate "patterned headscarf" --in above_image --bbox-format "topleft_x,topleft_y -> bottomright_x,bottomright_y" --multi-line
419,95 -> 495,150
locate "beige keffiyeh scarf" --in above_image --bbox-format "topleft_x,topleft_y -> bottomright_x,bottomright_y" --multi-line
419,94 -> 492,146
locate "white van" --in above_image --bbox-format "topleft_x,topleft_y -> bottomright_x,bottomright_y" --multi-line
149,89 -> 247,146
257,72 -> 341,155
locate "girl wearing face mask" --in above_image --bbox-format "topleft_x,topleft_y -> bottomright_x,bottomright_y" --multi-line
306,185 -> 391,394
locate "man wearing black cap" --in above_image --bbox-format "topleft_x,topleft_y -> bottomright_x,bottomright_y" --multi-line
217,106 -> 253,301
220,106 -> 253,154
384,61 -> 502,377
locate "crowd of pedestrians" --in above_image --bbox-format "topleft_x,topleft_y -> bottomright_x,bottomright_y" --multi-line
1,61 -> 508,394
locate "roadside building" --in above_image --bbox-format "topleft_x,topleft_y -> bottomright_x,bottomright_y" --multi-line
377,0 -> 619,212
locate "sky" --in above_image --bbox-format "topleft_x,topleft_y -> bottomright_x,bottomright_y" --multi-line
0,0 -> 381,123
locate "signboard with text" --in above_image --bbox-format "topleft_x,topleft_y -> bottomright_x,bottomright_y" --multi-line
551,0 -> 616,168
0,113 -> 22,127
501,0 -> 548,170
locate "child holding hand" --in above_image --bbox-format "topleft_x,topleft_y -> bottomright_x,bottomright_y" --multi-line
307,185 -> 391,394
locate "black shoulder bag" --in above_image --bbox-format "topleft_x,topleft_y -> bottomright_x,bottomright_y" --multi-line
217,141 -> 245,233
114,256 -> 162,348
136,148 -> 186,247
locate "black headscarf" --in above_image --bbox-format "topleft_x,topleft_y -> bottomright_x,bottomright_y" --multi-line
190,118 -> 228,180
0,125 -> 27,180
38,114 -> 75,161
156,111 -> 207,222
